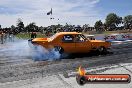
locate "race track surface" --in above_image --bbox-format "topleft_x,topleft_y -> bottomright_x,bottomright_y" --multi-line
0,40 -> 132,83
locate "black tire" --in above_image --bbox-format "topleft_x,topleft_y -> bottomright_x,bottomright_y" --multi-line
98,47 -> 107,55
54,46 -> 64,54
28,38 -> 33,41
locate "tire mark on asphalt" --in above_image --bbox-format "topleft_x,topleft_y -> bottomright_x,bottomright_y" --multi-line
62,46 -> 132,63
117,64 -> 132,73
0,44 -> 132,83
56,74 -> 74,88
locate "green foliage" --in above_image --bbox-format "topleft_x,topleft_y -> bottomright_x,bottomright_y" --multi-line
25,22 -> 38,32
17,18 -> 24,32
94,20 -> 103,31
124,15 -> 132,29
11,25 -> 15,31
15,32 -> 46,39
1,13 -> 132,33
105,13 -> 122,30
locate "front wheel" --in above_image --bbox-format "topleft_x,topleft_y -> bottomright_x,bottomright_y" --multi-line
98,47 -> 107,55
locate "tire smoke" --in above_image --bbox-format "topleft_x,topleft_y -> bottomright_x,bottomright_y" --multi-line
30,45 -> 61,61
0,40 -> 31,57
0,39 -> 61,61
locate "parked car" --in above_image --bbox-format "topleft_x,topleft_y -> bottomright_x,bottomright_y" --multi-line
85,35 -> 95,40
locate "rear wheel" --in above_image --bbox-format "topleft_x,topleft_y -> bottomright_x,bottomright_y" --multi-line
54,46 -> 65,59
54,46 -> 64,54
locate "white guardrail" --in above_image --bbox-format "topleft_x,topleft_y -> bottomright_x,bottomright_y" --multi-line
86,33 -> 132,46
101,33 -> 132,46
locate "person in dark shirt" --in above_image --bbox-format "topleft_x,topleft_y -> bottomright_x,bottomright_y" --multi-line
31,32 -> 37,38
1,32 -> 4,44
31,32 -> 34,39
34,32 -> 37,38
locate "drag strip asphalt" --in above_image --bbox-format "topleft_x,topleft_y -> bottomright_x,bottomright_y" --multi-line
0,41 -> 132,83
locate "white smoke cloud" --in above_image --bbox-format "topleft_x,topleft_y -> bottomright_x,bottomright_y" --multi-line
0,39 -> 62,61
31,45 -> 61,61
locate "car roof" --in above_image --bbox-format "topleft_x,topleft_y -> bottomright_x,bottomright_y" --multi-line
56,32 -> 82,35
85,35 -> 95,37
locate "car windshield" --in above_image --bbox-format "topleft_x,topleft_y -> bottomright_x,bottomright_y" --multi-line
80,34 -> 88,40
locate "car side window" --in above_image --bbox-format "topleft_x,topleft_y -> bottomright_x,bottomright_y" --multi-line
62,35 -> 74,42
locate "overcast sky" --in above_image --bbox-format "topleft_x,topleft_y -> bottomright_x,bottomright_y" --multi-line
0,0 -> 132,28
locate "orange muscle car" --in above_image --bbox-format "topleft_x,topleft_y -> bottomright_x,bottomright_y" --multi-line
30,32 -> 111,54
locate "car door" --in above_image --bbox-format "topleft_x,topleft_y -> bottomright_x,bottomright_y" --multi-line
61,34 -> 76,53
75,34 -> 91,53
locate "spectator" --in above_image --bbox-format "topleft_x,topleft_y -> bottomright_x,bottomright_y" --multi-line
9,32 -> 13,42
34,32 -> 37,38
54,30 -> 57,34
31,32 -> 34,38
1,32 -> 4,44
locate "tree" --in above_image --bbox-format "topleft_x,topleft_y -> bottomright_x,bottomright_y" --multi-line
25,22 -> 37,32
94,20 -> 103,31
39,26 -> 44,33
124,15 -> 132,29
105,13 -> 122,31
11,25 -> 16,33
103,23 -> 107,31
17,18 -> 24,32
56,24 -> 62,28
64,23 -> 69,28
83,24 -> 90,32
